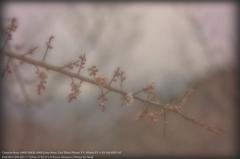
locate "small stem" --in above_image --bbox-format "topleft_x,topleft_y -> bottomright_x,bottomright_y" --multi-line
108,75 -> 117,86
42,36 -> 54,62
41,47 -> 49,62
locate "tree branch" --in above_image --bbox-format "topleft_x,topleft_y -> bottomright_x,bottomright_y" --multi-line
4,51 -> 223,135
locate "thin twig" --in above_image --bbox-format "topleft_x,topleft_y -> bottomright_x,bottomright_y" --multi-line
42,36 -> 54,62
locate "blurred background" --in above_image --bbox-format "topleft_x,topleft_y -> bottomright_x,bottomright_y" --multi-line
2,2 -> 237,157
